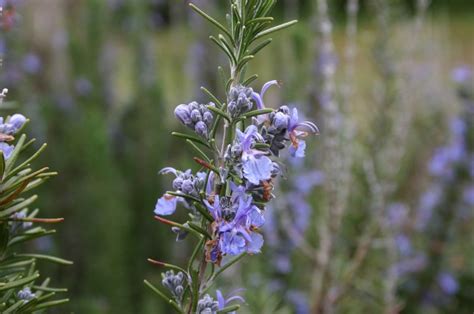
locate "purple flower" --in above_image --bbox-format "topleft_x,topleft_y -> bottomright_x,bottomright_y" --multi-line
438,272 -> 459,295
287,107 -> 318,158
154,194 -> 178,216
216,290 -> 245,314
22,53 -> 41,74
251,80 -> 280,110
387,203 -> 408,227
75,77 -> 93,96
463,185 -> 474,206
251,80 -> 280,124
395,234 -> 412,256
0,113 -> 27,135
174,101 -> 214,139
236,125 -> 273,185
452,65 -> 472,84
154,167 -> 206,216
0,142 -> 15,159
286,290 -> 310,314
8,113 -> 26,131
205,192 -> 265,256
219,232 -> 247,255
227,85 -> 254,118
291,170 -> 324,194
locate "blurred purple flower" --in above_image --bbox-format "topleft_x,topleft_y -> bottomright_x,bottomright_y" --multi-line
438,272 -> 459,295
21,53 -> 41,74
452,65 -> 472,84
395,234 -> 412,257
287,290 -> 310,314
387,203 -> 409,227
463,185 -> 474,206
416,186 -> 441,230
75,77 -> 93,96
394,254 -> 427,276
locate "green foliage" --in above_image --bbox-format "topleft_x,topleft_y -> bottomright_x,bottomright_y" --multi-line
190,0 -> 297,88
0,120 -> 70,313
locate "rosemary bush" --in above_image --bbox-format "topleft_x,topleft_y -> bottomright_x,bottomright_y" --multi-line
146,1 -> 317,313
0,91 -> 71,312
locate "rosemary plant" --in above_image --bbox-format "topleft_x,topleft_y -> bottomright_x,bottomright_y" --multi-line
0,96 -> 71,311
146,1 -> 317,313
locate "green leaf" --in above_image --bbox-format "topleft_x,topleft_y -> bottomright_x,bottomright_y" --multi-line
248,38 -> 272,56
189,3 -> 233,41
27,298 -> 69,311
187,236 -> 205,274
188,222 -> 211,239
247,17 -> 274,25
186,140 -> 212,164
207,105 -> 231,122
7,143 -> 47,178
8,229 -> 56,247
171,132 -> 210,148
242,74 -> 258,86
2,167 -> 51,194
14,254 -> 73,265
192,202 -> 214,222
254,20 -> 298,40
190,269 -> 200,312
210,36 -> 237,65
0,195 -> 38,218
3,134 -> 26,175
200,87 -> 223,108
239,108 -> 274,119
236,55 -> 254,73
32,285 -> 68,293
166,191 -> 200,203
0,152 -> 5,179
0,272 -> 39,291
144,280 -> 183,313
217,305 -> 241,313
0,223 -> 9,256
3,300 -> 26,314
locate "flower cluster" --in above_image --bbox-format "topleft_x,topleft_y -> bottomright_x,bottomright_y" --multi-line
162,271 -> 186,305
392,66 -> 473,309
175,101 -> 215,139
227,85 -> 254,118
0,95 -> 70,312
148,2 -> 304,312
155,80 -> 318,264
416,66 -> 474,226
196,290 -> 243,314
17,287 -> 36,302
0,112 -> 26,158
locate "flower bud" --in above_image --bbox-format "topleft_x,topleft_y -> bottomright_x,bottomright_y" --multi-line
190,109 -> 202,122
9,114 -> 26,132
203,111 -> 213,126
279,105 -> 290,115
181,179 -> 195,195
195,121 -> 208,138
174,104 -> 192,126
272,111 -> 289,130
172,177 -> 184,190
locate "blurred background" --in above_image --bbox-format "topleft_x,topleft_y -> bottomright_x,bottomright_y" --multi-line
0,0 -> 473,313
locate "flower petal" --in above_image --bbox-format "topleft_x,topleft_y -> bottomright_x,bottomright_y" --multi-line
154,194 -> 178,216
247,232 -> 264,253
289,140 -> 306,158
242,155 -> 273,185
